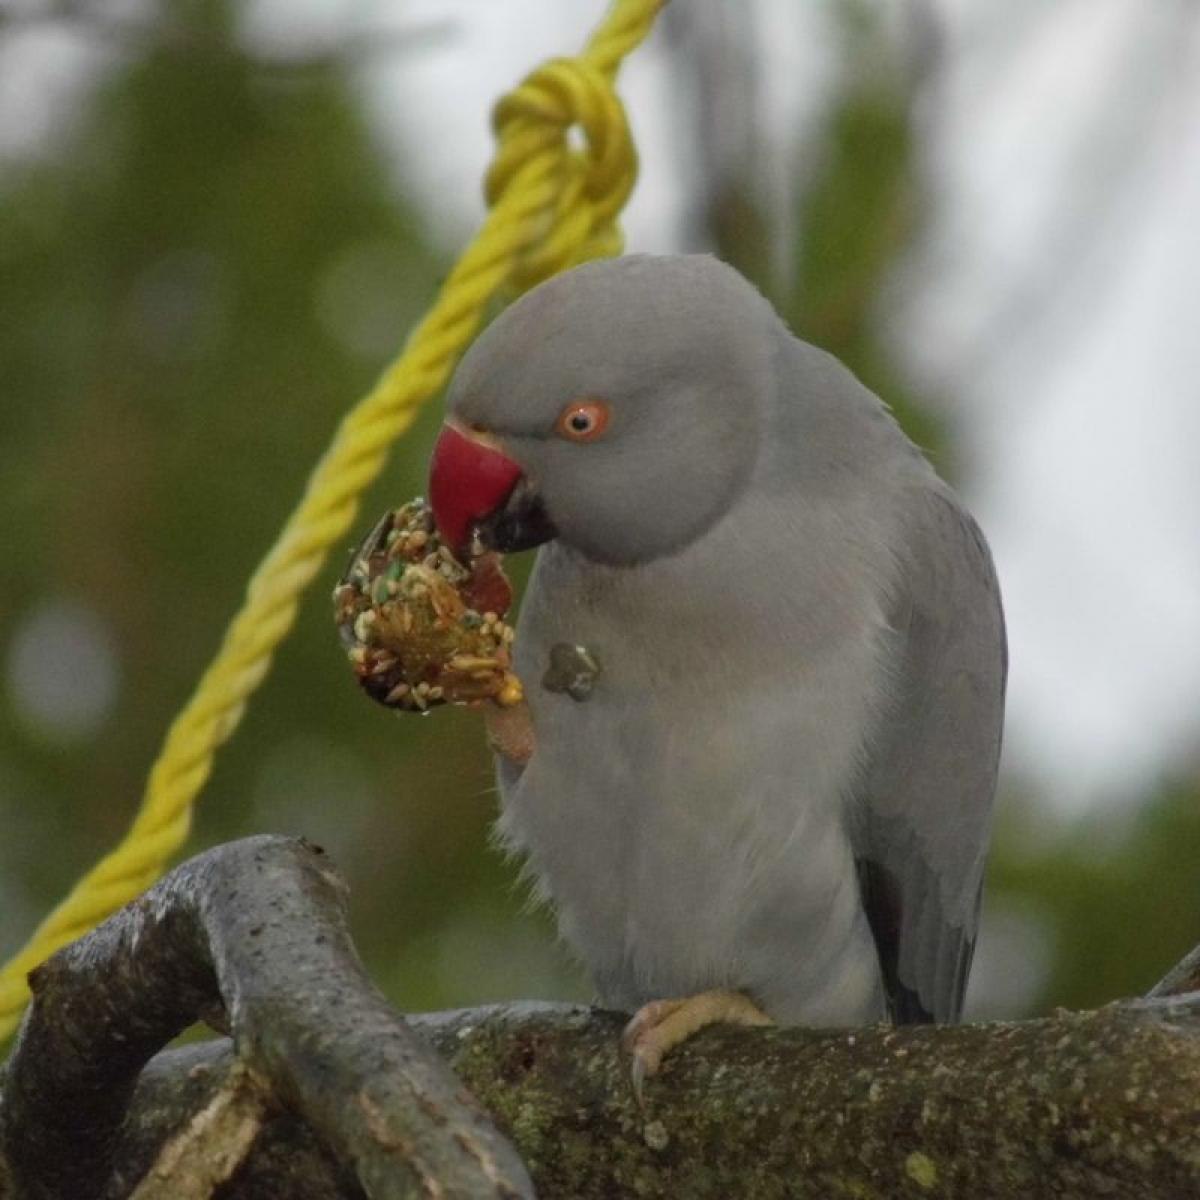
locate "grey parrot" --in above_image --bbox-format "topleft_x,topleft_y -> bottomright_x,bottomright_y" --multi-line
427,254 -> 1006,1080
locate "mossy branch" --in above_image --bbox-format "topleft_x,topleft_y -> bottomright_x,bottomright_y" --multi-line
3,836 -> 1199,1199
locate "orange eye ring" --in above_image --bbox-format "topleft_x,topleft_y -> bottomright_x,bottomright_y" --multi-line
555,399 -> 610,443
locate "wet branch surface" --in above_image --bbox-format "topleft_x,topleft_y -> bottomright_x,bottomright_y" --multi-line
3,836 -> 1200,1200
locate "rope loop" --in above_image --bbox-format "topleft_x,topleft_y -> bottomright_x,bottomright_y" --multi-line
486,55 -> 635,292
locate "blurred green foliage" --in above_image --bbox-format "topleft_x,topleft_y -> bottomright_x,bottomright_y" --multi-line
784,6 -> 943,464
0,0 -> 1195,1036
0,0 -> 584,1016
989,783 -> 1200,1011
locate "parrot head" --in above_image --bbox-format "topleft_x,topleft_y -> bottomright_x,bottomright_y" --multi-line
429,254 -> 779,567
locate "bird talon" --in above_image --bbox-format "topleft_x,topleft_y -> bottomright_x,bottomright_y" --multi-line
629,1050 -> 650,1111
620,989 -> 773,1108
627,1033 -> 668,1110
620,998 -> 680,1055
623,1002 -> 678,1108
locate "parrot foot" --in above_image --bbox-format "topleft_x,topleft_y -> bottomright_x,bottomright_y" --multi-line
621,989 -> 772,1106
483,697 -> 535,764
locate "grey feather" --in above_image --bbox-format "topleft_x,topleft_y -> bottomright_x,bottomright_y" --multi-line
852,488 -> 1007,1023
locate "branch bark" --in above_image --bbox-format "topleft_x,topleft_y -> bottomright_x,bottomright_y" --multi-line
0,836 -> 532,1200
3,836 -> 1200,1199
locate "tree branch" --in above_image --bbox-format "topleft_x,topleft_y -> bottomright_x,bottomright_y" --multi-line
1147,942 -> 1200,1000
127,1060 -> 272,1200
3,837 -> 1200,1198
0,836 -> 532,1200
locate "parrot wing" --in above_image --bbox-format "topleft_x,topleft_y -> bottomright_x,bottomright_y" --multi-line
852,486 -> 1007,1024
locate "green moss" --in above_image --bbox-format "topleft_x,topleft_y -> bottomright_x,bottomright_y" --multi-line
830,1176 -> 878,1198
904,1150 -> 938,1190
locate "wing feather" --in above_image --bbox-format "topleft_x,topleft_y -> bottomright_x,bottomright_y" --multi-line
853,486 -> 1006,1024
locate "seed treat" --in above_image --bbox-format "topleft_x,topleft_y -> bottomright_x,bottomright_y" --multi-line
333,498 -> 522,712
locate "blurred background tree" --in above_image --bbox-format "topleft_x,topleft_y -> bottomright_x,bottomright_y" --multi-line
1,0 -> 1197,1033
0,0 -> 576,1015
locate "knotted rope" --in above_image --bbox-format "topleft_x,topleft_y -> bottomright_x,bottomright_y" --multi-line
0,0 -> 665,1044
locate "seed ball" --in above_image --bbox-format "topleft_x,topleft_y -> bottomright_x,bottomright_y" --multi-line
334,497 -> 518,714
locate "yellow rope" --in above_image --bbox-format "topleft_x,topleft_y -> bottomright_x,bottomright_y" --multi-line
0,0 -> 665,1044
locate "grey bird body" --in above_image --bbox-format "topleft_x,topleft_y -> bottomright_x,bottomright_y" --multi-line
442,255 -> 1006,1026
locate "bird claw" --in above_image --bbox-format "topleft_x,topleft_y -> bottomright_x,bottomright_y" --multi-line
629,1049 -> 649,1112
620,990 -> 773,1108
483,697 -> 535,764
622,1000 -> 679,1109
627,1033 -> 669,1112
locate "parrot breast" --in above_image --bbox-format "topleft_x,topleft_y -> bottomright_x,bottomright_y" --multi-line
494,490 -> 899,1026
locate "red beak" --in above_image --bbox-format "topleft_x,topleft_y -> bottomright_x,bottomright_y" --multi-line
429,423 -> 523,554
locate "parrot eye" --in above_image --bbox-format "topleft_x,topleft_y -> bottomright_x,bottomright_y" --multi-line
555,400 -> 610,443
